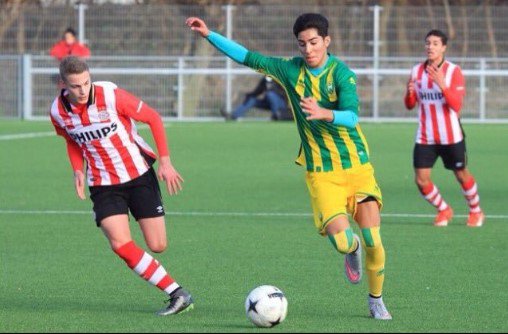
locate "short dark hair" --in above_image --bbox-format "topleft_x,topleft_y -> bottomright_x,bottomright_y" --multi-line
293,13 -> 329,38
63,27 -> 77,38
59,56 -> 89,82
425,29 -> 448,45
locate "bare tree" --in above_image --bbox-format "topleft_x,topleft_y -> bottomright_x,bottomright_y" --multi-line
425,0 -> 437,29
178,3 -> 227,116
378,0 -> 392,57
443,0 -> 455,39
484,0 -> 498,59
0,0 -> 24,49
459,0 -> 468,58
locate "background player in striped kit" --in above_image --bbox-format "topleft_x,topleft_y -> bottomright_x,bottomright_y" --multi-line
187,14 -> 391,320
404,30 -> 485,227
49,56 -> 193,315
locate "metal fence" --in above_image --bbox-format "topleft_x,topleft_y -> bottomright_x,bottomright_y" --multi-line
3,4 -> 508,58
8,54 -> 508,122
0,56 -> 21,119
1,3 -> 508,121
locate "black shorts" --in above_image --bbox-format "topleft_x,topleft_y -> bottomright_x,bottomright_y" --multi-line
413,140 -> 467,170
89,167 -> 165,227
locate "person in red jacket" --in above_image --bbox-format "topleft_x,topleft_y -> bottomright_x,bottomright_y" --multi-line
50,28 -> 91,88
50,27 -> 91,61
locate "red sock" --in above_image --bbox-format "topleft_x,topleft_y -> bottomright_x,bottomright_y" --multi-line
461,177 -> 481,213
114,241 -> 180,295
419,182 -> 448,211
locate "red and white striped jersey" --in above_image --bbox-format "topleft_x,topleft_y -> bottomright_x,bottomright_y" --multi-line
408,60 -> 465,145
50,81 -> 159,187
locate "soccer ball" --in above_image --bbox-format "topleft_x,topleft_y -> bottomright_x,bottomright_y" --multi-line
245,285 -> 288,328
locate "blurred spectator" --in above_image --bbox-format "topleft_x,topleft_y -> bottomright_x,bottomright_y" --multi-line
226,76 -> 292,121
50,27 -> 91,61
50,27 -> 91,89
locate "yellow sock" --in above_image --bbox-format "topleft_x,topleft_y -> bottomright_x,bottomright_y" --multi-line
328,228 -> 358,254
361,226 -> 385,297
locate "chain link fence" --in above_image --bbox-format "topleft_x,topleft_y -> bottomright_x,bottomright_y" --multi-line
1,3 -> 508,121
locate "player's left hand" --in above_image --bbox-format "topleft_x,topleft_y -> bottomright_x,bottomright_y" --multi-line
157,156 -> 184,196
74,170 -> 86,200
186,17 -> 210,38
426,64 -> 446,90
300,97 -> 333,122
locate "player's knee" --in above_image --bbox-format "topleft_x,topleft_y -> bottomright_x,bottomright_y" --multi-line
415,176 -> 430,189
328,228 -> 357,254
110,239 -> 132,253
147,240 -> 167,253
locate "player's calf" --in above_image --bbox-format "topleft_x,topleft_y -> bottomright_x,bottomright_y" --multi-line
361,227 -> 385,297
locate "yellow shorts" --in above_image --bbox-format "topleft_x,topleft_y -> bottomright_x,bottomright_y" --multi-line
305,163 -> 383,235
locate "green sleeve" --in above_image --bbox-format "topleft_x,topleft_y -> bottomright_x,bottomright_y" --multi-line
335,69 -> 360,115
244,51 -> 293,84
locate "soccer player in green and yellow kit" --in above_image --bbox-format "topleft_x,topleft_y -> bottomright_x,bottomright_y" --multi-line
186,13 -> 391,320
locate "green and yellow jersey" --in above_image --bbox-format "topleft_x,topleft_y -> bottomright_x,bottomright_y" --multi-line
244,52 -> 370,172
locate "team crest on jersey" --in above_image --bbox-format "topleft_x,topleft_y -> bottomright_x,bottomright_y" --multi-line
296,78 -> 305,92
64,118 -> 73,127
97,110 -> 110,121
327,82 -> 334,94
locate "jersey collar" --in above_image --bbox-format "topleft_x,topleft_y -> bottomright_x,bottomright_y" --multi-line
424,57 -> 446,70
60,84 -> 95,113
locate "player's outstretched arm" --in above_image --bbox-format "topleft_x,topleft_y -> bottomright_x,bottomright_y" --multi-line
186,16 -> 249,64
114,88 -> 184,196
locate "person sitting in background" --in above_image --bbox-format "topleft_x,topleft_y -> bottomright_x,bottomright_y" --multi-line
50,27 -> 91,61
227,76 -> 291,121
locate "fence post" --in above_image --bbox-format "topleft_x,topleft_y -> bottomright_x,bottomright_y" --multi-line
479,58 -> 486,120
77,2 -> 88,44
22,54 -> 32,120
177,57 -> 184,119
370,5 -> 382,120
17,55 -> 23,119
225,4 -> 234,114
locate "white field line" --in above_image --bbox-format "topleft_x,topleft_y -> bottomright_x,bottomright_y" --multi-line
0,132 -> 54,140
0,209 -> 506,220
0,125 -> 153,141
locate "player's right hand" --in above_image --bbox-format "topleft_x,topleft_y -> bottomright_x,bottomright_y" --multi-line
74,170 -> 86,200
186,17 -> 210,37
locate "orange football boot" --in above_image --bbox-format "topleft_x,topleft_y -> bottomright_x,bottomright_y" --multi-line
467,211 -> 485,227
434,207 -> 453,227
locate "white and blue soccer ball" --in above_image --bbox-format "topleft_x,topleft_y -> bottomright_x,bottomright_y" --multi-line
245,285 -> 288,328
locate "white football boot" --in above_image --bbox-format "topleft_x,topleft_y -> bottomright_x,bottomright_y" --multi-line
368,295 -> 392,320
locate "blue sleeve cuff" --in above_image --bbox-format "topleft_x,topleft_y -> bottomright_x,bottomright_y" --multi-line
331,110 -> 359,128
206,31 -> 248,64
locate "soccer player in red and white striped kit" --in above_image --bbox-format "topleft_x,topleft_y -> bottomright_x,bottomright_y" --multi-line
405,30 -> 484,227
50,56 -> 194,315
